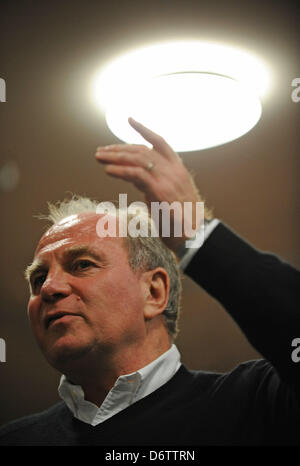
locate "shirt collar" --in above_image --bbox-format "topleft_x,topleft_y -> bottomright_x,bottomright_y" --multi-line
58,344 -> 181,426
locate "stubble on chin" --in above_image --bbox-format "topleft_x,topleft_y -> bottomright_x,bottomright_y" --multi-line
42,333 -> 97,374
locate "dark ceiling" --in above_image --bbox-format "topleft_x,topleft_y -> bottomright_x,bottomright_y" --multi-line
0,0 -> 299,425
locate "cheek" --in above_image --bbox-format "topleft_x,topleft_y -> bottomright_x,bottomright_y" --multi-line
111,278 -> 145,321
85,273 -> 144,319
27,298 -> 41,332
113,270 -> 143,300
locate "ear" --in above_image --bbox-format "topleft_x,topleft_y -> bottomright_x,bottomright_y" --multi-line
142,267 -> 170,320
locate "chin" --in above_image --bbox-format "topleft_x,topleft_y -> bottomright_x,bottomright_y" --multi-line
43,336 -> 94,372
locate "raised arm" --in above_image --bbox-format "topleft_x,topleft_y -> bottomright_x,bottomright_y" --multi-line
95,119 -> 300,392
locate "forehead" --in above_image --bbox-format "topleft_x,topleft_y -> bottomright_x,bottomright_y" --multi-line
35,213 -> 125,260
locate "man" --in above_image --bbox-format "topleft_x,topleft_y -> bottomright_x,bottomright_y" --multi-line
0,119 -> 299,445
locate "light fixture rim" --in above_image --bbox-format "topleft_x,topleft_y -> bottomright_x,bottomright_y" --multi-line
152,70 -> 238,81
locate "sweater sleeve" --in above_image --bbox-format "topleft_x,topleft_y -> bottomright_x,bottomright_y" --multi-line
185,222 -> 300,394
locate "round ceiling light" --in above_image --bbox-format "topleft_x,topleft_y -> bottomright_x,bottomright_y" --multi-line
92,41 -> 271,152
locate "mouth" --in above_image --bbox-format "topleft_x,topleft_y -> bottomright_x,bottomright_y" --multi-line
45,312 -> 81,329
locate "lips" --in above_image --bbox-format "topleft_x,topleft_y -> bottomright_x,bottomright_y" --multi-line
45,312 -> 81,328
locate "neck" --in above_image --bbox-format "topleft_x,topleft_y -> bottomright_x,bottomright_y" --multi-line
61,333 -> 171,406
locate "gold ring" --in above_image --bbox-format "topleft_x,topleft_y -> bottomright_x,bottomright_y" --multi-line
146,162 -> 154,171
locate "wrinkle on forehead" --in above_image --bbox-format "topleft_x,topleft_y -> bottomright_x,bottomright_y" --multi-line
36,238 -> 72,257
36,213 -> 100,255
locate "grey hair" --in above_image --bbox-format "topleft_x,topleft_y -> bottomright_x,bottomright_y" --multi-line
41,195 -> 182,340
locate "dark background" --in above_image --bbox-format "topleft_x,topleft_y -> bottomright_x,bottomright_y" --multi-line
0,0 -> 299,425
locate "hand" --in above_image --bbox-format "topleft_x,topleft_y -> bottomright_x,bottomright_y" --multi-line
95,118 -> 211,253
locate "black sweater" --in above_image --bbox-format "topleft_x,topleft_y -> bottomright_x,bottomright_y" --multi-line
0,223 -> 299,446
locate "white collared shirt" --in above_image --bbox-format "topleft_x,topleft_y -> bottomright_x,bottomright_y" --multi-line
58,344 -> 181,426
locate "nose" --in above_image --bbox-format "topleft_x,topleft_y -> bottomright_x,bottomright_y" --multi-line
40,268 -> 72,303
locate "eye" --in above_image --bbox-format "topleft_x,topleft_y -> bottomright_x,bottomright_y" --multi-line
73,260 -> 94,271
32,273 -> 47,292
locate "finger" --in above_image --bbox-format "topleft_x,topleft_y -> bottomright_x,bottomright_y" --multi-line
96,143 -> 150,153
104,164 -> 153,190
95,150 -> 154,169
128,117 -> 178,161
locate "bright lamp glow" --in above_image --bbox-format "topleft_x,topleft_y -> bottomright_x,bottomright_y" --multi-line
92,41 -> 271,152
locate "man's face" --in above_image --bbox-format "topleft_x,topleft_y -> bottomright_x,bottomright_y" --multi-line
27,213 -> 147,370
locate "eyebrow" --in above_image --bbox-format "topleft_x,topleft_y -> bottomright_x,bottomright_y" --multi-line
25,260 -> 45,283
24,245 -> 105,283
